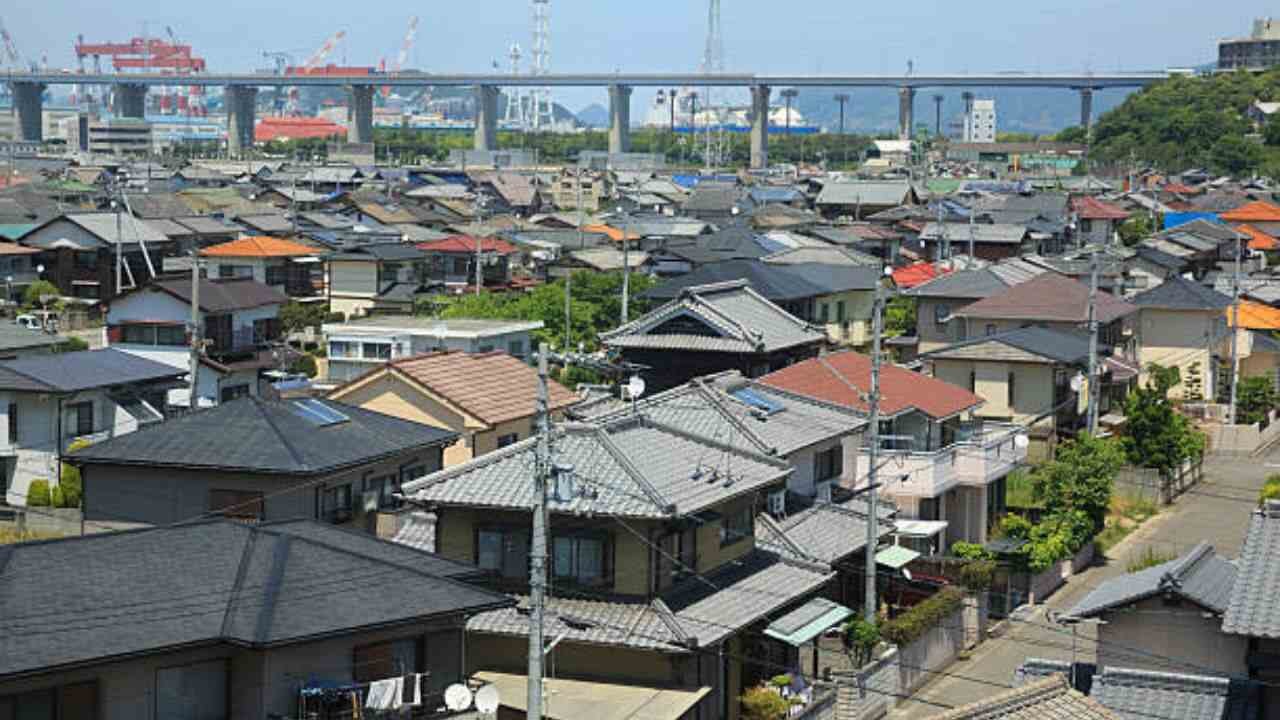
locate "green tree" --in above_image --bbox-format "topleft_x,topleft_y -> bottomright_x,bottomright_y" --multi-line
1237,375 -> 1278,426
279,300 -> 328,335
1032,433 -> 1125,534
1122,364 -> 1206,473
22,280 -> 61,309
1053,125 -> 1089,144
1117,215 -> 1155,247
1265,120 -> 1280,147
1212,134 -> 1263,176
884,295 -> 916,338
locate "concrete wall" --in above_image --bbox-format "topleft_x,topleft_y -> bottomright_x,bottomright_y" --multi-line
1136,308 -> 1219,400
932,359 -> 1055,426
815,290 -> 875,347
916,298 -> 967,354
1096,596 -> 1247,676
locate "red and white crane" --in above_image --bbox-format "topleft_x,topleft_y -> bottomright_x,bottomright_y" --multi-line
285,30 -> 346,115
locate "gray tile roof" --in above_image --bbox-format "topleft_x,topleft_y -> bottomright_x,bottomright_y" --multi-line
69,397 -> 458,475
1223,503 -> 1280,638
467,594 -> 690,652
756,497 -> 896,565
602,280 -> 824,354
930,673 -> 1119,719
919,222 -> 1030,245
403,416 -> 792,519
263,517 -> 482,580
0,519 -> 511,679
1069,542 -> 1236,619
146,276 -> 288,313
0,347 -> 184,393
922,326 -> 1096,365
0,323 -> 64,352
816,180 -> 914,207
1090,668 -> 1235,720
643,260 -> 878,303
906,267 -> 1017,300
1131,276 -> 1233,311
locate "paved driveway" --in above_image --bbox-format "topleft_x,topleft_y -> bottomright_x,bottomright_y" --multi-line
887,453 -> 1268,718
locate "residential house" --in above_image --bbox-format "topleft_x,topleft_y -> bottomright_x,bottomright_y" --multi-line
400,409 -> 888,720
1130,276 -> 1233,400
69,396 -> 456,531
320,316 -> 543,385
1015,660 -> 1262,720
469,171 -> 542,216
548,246 -> 654,279
918,222 -> 1035,262
0,348 -> 183,507
0,519 -> 510,718
923,326 -> 1127,441
233,211 -> 296,237
416,235 -> 519,290
949,272 -> 1139,362
199,235 -> 323,299
907,259 -> 1049,354
18,212 -> 176,300
1223,501 -> 1280,709
1067,541 -> 1244,677
1071,196 -> 1131,245
0,242 -> 41,304
325,242 -> 430,318
601,280 -> 826,393
643,259 -> 882,346
815,180 -> 919,220
681,183 -> 743,222
1234,301 -> 1280,390
105,276 -> 286,407
328,350 -> 579,468
759,351 -> 1024,548
926,675 -> 1120,719
549,169 -> 615,212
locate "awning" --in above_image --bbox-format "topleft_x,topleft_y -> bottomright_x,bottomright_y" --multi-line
472,671 -> 711,720
764,597 -> 854,647
291,256 -> 323,263
876,545 -> 921,569
894,519 -> 949,538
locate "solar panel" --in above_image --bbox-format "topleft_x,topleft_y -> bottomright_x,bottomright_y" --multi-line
731,388 -> 785,416
289,399 -> 350,427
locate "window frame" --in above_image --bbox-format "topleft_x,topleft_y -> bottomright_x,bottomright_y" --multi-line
551,531 -> 612,588
812,445 -> 844,483
320,483 -> 353,524
475,525 -> 532,582
68,401 -> 93,437
496,432 -> 519,448
8,402 -> 17,445
720,505 -> 754,547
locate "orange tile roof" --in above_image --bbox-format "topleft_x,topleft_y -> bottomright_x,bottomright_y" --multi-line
1236,224 -> 1280,251
1232,300 -> 1280,331
383,351 -> 579,426
892,262 -> 948,289
583,224 -> 641,242
417,235 -> 519,255
1221,201 -> 1280,223
1071,196 -> 1129,221
200,236 -> 317,258
759,350 -> 983,420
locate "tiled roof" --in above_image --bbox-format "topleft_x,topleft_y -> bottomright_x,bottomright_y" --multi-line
756,497 -> 896,565
200,235 -> 316,258
1131,276 -> 1232,311
1236,301 -> 1280,331
1235,224 -> 1279,251
69,397 -> 458,475
1223,502 -> 1280,638
930,674 -> 1119,719
1072,196 -> 1131,221
923,326 -> 1096,365
0,519 -> 510,679
602,280 -> 824,355
354,350 -> 578,427
1089,668 -> 1237,720
467,594 -> 690,652
643,260 -> 878,303
760,350 -> 983,420
952,273 -> 1138,324
146,276 -> 287,313
919,222 -> 1029,244
1069,542 -> 1236,619
403,417 -> 791,519
0,348 -> 183,393
893,262 -> 947,289
417,235 -> 520,255
1220,201 -> 1280,223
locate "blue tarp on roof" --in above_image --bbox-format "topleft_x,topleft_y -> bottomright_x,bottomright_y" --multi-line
1164,212 -> 1220,230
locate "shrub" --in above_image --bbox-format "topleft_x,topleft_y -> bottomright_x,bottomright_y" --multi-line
26,479 -> 51,507
842,618 -> 881,666
57,337 -> 89,353
951,542 -> 994,561
998,513 -> 1033,540
957,559 -> 997,593
1261,474 -> 1280,505
768,674 -> 791,688
290,354 -> 319,378
740,686 -> 789,720
324,311 -> 347,324
49,484 -> 65,508
880,587 -> 966,646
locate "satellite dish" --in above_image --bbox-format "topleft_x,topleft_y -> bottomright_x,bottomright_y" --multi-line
474,684 -> 500,714
626,375 -> 646,401
444,684 -> 473,712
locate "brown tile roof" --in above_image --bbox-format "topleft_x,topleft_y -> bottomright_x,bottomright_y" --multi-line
1071,196 -> 1129,221
952,272 -> 1137,324
383,351 -> 578,426
759,350 -> 983,420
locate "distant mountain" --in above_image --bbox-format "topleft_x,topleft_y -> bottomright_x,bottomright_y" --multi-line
576,103 -> 609,128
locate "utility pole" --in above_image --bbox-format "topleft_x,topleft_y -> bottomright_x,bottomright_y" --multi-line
865,270 -> 883,624
834,93 -> 850,166
619,204 -> 629,325
528,342 -> 551,720
114,196 -> 123,295
968,210 -> 976,264
1086,249 -> 1099,435
189,253 -> 201,411
1230,234 -> 1242,423
474,194 -> 486,297
567,165 -> 582,346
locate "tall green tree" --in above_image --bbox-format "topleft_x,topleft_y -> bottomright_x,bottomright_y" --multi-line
1237,375 -> 1278,426
1032,433 -> 1125,534
1122,364 -> 1206,474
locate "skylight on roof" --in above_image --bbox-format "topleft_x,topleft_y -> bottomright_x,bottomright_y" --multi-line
289,399 -> 350,427
731,388 -> 785,416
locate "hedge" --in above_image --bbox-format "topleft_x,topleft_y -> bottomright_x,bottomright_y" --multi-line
880,587 -> 966,646
957,559 -> 997,593
26,479 -> 50,507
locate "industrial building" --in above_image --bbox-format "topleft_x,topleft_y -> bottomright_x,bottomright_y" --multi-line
1220,18 -> 1280,70
85,118 -> 153,156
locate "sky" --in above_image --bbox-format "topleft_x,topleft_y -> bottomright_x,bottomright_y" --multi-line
4,1 -> 1275,113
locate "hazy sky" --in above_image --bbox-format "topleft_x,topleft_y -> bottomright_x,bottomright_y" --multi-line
6,1 -> 1273,110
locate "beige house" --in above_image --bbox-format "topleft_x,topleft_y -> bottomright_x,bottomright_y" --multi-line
328,350 -> 579,467
1130,275 -> 1232,400
906,262 -> 1048,355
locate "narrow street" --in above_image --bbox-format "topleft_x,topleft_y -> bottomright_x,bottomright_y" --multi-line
887,453 -> 1270,718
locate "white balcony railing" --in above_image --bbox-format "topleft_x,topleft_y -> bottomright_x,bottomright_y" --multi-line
854,422 -> 1026,500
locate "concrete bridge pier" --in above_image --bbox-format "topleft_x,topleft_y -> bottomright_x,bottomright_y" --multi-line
608,84 -> 633,155
225,86 -> 258,158
473,85 -> 499,152
750,85 -> 771,170
114,83 -> 147,119
1079,87 -> 1095,134
348,85 -> 375,145
898,86 -> 916,141
11,82 -> 46,142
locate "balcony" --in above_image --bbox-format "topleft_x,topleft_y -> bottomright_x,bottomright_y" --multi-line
854,422 -> 1026,500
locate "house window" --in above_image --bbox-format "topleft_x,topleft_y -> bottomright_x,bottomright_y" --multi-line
363,473 -> 400,511
476,527 -> 530,581
969,371 -> 976,393
0,681 -> 99,720
329,341 -> 355,358
918,497 -> 939,521
264,265 -> 287,286
253,318 -> 282,343
836,300 -> 847,324
220,384 -> 251,403
552,534 -> 609,587
208,489 -> 264,521
1008,371 -> 1016,407
157,660 -> 227,720
156,325 -> 186,346
450,257 -> 469,276
320,484 -> 353,524
378,262 -> 403,286
354,637 -> 420,684
933,303 -> 950,328
8,403 -> 16,444
985,324 -> 997,336
68,402 -> 93,437
497,432 -> 519,448
654,526 -> 697,592
362,342 -> 392,360
818,303 -> 829,323
508,339 -> 525,358
813,445 -> 843,482
720,506 -> 753,546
